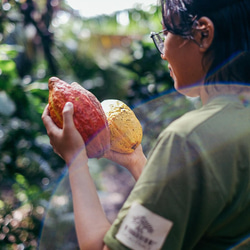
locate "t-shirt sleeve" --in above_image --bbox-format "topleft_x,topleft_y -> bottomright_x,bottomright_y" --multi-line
104,129 -> 225,249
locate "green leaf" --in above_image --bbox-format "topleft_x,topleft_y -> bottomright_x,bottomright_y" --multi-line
0,59 -> 16,73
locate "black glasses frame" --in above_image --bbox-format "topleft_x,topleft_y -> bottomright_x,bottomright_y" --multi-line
150,29 -> 167,55
150,26 -> 202,55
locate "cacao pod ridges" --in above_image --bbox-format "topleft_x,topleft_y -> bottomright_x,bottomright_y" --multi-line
48,77 -> 110,158
101,99 -> 143,154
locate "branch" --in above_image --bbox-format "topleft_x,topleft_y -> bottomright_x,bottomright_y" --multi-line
18,0 -> 58,75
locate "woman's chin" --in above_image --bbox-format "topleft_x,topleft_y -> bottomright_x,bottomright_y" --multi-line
175,83 -> 201,97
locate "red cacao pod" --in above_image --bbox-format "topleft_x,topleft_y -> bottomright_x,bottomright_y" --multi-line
48,77 -> 110,158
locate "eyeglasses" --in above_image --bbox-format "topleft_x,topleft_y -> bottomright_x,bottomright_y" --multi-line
150,29 -> 167,55
150,28 -> 202,55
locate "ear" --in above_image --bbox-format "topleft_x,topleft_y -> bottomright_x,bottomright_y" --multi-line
195,17 -> 214,52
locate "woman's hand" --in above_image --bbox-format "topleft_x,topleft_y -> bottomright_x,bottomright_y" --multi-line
103,145 -> 147,181
42,102 -> 87,166
42,101 -> 147,179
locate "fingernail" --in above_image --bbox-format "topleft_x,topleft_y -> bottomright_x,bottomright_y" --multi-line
65,102 -> 73,107
64,102 -> 73,109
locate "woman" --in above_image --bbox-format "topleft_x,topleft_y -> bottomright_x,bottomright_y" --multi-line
42,0 -> 250,249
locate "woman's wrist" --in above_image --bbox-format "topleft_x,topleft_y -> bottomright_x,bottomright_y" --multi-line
66,148 -> 88,171
126,152 -> 147,181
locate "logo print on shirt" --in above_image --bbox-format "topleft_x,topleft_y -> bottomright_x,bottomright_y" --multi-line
133,216 -> 154,234
123,215 -> 157,248
116,202 -> 173,250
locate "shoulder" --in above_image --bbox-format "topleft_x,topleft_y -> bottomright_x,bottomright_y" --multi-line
165,103 -> 223,137
163,96 -> 246,140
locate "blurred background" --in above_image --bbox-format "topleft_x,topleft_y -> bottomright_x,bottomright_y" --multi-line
0,0 -> 198,249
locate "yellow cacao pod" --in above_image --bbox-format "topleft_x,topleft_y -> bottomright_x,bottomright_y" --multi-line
101,99 -> 143,153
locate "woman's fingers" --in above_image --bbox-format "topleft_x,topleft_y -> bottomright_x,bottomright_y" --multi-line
42,104 -> 59,136
62,102 -> 75,131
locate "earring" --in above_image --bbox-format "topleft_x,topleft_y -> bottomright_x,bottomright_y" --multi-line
202,32 -> 208,38
199,44 -> 203,48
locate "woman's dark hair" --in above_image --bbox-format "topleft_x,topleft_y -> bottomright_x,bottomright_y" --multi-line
160,0 -> 250,84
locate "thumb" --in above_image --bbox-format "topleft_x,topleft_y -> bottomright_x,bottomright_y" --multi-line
63,102 -> 75,129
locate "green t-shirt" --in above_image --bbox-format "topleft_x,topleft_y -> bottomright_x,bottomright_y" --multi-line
104,95 -> 250,250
